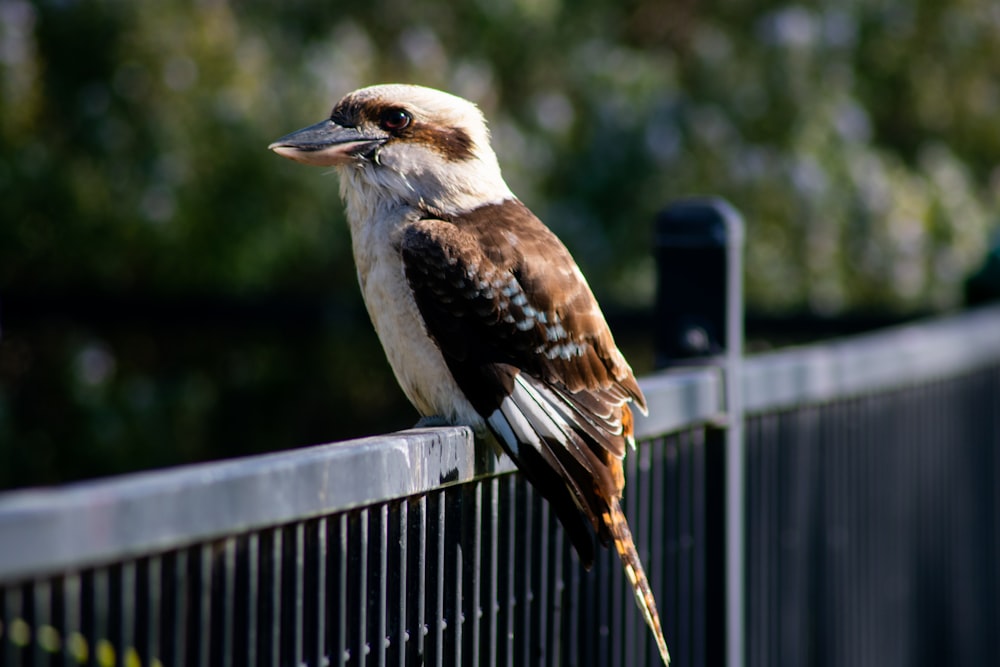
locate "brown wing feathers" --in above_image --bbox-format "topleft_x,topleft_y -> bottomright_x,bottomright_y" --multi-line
401,199 -> 669,666
399,200 -> 640,536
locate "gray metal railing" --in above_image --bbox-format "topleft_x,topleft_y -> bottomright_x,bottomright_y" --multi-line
0,367 -> 725,667
0,366 -> 722,583
740,304 -> 1000,667
2,197 -> 999,667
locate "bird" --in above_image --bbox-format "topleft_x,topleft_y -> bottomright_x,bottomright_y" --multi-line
269,83 -> 670,665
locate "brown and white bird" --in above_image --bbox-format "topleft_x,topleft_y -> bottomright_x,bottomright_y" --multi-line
269,84 -> 669,665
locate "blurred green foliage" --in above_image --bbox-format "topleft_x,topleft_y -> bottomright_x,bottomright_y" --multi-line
0,0 -> 997,488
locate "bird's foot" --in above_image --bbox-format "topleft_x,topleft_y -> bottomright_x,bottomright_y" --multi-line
414,415 -> 451,428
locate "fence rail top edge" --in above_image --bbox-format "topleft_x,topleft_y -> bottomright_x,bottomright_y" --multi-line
742,303 -> 1000,414
0,426 -> 479,581
635,366 -> 723,437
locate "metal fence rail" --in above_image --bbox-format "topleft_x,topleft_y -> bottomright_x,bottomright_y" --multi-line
0,435 -> 704,667
746,365 -> 1000,667
3,304 -> 999,667
0,368 -> 724,667
741,305 -> 1000,667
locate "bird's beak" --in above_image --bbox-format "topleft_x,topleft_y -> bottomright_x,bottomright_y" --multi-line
268,120 -> 385,167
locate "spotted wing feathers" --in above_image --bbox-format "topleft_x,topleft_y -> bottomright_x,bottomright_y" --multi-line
399,199 -> 643,546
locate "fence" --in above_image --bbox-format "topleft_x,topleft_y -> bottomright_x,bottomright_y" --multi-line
742,306 -> 1000,667
1,201 -> 999,667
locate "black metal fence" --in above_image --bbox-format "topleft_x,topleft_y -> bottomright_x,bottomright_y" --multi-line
742,313 -> 1000,667
2,199 -> 999,667
0,369 -> 724,667
746,366 -> 1000,667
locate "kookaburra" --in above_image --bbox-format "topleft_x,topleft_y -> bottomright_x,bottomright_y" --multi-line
269,84 -> 670,665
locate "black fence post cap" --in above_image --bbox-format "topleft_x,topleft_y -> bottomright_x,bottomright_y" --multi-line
655,197 -> 745,248
653,197 -> 744,367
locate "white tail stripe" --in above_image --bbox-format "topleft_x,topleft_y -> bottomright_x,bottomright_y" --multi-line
499,390 -> 543,450
511,374 -> 572,443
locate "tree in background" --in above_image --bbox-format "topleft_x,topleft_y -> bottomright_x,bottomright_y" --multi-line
0,0 -> 997,487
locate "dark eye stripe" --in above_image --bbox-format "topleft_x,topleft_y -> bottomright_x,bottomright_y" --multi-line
412,126 -> 476,162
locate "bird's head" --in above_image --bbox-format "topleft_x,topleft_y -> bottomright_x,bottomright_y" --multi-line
269,84 -> 512,218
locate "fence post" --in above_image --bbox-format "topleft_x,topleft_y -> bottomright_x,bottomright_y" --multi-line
654,198 -> 745,667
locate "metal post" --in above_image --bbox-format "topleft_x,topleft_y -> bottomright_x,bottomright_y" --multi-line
654,198 -> 745,667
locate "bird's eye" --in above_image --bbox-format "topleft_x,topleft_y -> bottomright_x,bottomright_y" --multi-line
380,108 -> 411,132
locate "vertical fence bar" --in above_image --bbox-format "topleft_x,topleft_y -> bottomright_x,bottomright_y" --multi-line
3,584 -> 22,667
444,489 -> 463,666
549,499 -> 565,667
373,504 -> 388,665
221,537 -> 236,667
293,522 -> 306,667
120,561 -> 136,667
498,475 -> 516,667
535,491 -> 550,667
144,556 -> 162,667
387,502 -> 405,667
485,477 -> 500,667
426,493 -> 445,667
464,481 -> 483,667
62,573 -> 82,667
723,205 -> 746,667
32,579 -> 50,665
197,544 -> 213,667
407,495 -> 427,665
269,528 -> 283,667
312,517 -> 328,667
335,514 -> 348,667
246,532 -> 260,667
348,509 -> 368,665
90,567 -> 109,666
517,482 -> 534,667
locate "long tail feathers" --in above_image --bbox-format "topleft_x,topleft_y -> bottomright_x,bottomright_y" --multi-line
603,499 -> 671,666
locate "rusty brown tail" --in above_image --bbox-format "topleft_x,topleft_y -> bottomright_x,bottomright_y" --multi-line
603,498 -> 671,666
